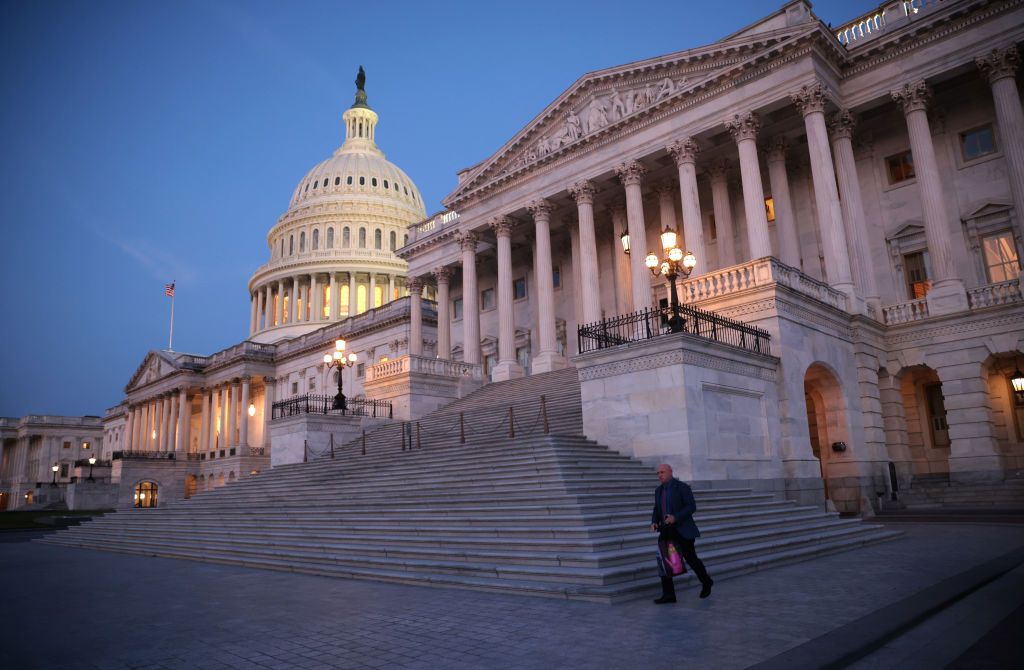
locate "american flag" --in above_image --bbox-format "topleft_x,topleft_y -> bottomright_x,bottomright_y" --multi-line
165,282 -> 175,297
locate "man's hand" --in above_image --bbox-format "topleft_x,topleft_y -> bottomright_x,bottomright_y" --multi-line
650,523 -> 659,532
664,514 -> 676,524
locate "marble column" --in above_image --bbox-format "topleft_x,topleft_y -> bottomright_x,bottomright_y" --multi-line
764,137 -> 801,268
936,358 -> 1005,480
290,277 -> 299,323
792,83 -> 856,304
219,385 -> 230,449
616,160 -> 653,312
262,377 -> 275,450
388,275 -> 395,304
348,272 -> 358,316
460,233 -> 481,365
310,274 -> 320,321
155,397 -> 164,451
891,81 -> 968,314
275,281 -> 284,326
199,388 -> 210,454
709,160 -> 737,268
610,202 -> 632,313
528,199 -> 568,372
329,272 -> 338,319
569,180 -> 601,324
209,386 -> 219,452
490,216 -> 524,380
239,376 -> 250,449
656,180 -> 677,240
977,46 -> 1024,242
408,277 -> 424,356
369,273 -> 377,310
250,293 -> 258,334
255,288 -> 265,332
829,110 -> 880,313
167,392 -> 178,452
568,221 -> 582,327
122,405 -> 134,450
667,137 -> 707,275
726,112 -> 772,260
434,267 -> 453,359
177,388 -> 190,452
227,381 -> 237,448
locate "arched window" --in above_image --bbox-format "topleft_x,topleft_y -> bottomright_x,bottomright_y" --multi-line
389,231 -> 397,251
372,177 -> 378,187
312,229 -> 319,250
359,176 -> 365,186
134,481 -> 158,508
383,179 -> 389,189
342,227 -> 350,248
359,227 -> 367,248
327,227 -> 335,248
374,229 -> 382,249
334,176 -> 340,185
313,180 -> 318,189
347,176 -> 353,185
299,231 -> 306,252
289,235 -> 294,255
279,239 -> 284,257
304,183 -> 309,192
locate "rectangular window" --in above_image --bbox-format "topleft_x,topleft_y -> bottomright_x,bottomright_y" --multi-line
708,214 -> 717,241
484,354 -> 497,377
904,251 -> 932,299
308,377 -> 316,391
452,297 -> 463,320
481,287 -> 496,311
60,463 -> 69,478
82,441 -> 90,450
552,267 -> 561,289
960,125 -> 995,161
886,151 -> 915,184
63,441 -> 71,449
357,363 -> 365,378
924,383 -> 950,448
516,347 -> 531,376
981,231 -> 1019,283
764,196 -> 776,223
291,382 -> 299,395
513,277 -> 527,300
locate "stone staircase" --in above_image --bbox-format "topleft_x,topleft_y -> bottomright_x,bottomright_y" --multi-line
896,473 -> 1024,511
39,368 -> 901,602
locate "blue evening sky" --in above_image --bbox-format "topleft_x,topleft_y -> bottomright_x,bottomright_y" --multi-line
0,0 -> 876,418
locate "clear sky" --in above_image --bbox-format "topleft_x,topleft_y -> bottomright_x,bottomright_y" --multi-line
0,0 -> 877,418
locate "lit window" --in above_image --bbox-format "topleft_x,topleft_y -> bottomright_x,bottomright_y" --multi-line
764,197 -> 776,222
453,297 -> 463,320
960,125 -> 995,161
63,441 -> 71,449
82,441 -> 90,450
886,151 -> 915,184
904,251 -> 931,299
481,288 -> 496,311
134,481 -> 158,508
552,266 -> 561,289
982,231 -> 1020,283
513,277 -> 527,300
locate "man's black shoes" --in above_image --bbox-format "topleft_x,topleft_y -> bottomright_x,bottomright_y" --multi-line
699,579 -> 714,599
653,594 -> 677,604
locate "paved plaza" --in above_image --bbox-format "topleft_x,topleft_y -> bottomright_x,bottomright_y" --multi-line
3,522 -> 1023,669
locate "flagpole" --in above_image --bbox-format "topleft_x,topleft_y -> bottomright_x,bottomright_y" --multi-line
168,284 -> 176,352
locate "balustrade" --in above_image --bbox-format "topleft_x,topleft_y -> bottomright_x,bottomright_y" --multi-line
365,354 -> 484,383
966,278 -> 1023,309
882,298 -> 929,325
679,257 -> 848,312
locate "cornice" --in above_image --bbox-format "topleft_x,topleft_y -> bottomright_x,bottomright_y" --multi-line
884,308 -> 1024,347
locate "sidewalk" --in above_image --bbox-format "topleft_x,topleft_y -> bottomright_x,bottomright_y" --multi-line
2,523 -> 1022,670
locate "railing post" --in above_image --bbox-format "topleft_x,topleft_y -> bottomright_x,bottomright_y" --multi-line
330,433 -> 335,459
460,412 -> 465,444
508,406 -> 515,438
401,422 -> 407,451
416,421 -> 422,449
303,439 -> 308,464
361,430 -> 366,456
541,395 -> 549,434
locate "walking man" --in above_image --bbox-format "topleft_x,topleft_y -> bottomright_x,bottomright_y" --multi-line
651,463 -> 713,603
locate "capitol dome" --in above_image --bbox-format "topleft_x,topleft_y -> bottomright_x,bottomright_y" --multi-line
247,69 -> 428,344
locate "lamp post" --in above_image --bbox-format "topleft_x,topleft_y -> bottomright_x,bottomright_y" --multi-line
644,226 -> 697,333
1011,367 -> 1024,404
50,463 -> 59,487
323,339 -> 358,411
88,456 -> 97,482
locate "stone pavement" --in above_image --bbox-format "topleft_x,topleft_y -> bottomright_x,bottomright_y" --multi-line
2,523 -> 1023,670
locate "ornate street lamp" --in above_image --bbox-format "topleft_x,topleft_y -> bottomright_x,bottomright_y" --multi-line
88,456 -> 97,482
50,463 -> 59,487
620,231 -> 630,255
323,339 -> 358,411
645,227 -> 696,333
1011,367 -> 1024,404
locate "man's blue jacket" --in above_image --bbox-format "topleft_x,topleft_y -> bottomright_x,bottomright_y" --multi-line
652,478 -> 701,539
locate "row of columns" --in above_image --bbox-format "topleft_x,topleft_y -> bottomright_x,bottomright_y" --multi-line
124,388 -> 192,453
251,272 -> 404,334
195,377 -> 252,453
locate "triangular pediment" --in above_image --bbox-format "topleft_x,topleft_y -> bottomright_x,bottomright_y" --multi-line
887,222 -> 925,242
446,20 -> 826,206
125,350 -> 180,393
964,201 -> 1013,221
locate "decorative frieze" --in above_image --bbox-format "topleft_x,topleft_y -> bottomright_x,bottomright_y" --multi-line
577,347 -> 776,382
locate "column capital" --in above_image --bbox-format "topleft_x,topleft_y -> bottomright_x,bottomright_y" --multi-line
666,136 -> 700,165
790,82 -> 832,117
891,80 -> 931,115
614,160 -> 647,186
764,136 -> 789,163
240,374 -> 252,383
708,158 -> 731,180
827,109 -> 857,141
568,180 -> 597,205
432,266 -> 454,284
527,198 -> 554,218
263,376 -> 276,385
488,215 -> 515,237
976,46 -> 1019,84
407,276 -> 425,293
458,231 -> 478,252
726,111 -> 761,142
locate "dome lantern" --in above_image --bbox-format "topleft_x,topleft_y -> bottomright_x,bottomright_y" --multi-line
340,66 -> 380,155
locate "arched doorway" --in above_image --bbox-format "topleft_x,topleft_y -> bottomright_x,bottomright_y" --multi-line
804,363 -> 850,502
134,481 -> 158,508
899,365 -> 950,475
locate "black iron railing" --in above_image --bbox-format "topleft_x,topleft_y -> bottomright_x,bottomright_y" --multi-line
578,305 -> 771,356
272,394 -> 393,420
74,458 -> 111,467
111,451 -> 177,461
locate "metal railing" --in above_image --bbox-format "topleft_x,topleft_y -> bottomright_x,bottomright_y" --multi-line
111,451 -> 177,461
74,458 -> 111,467
578,304 -> 771,356
271,394 -> 393,420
